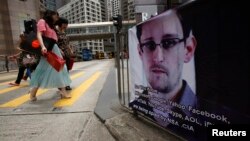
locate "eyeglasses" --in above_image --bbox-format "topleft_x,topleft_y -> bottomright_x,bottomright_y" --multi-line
140,38 -> 185,53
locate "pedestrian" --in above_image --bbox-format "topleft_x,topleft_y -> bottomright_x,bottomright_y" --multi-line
29,10 -> 71,101
56,17 -> 73,90
9,34 -> 39,86
0,55 -> 9,72
5,55 -> 9,72
9,51 -> 39,86
23,68 -> 31,80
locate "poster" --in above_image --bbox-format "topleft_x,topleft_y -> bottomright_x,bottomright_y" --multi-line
129,0 -> 250,140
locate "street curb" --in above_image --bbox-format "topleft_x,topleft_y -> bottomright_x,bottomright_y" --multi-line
94,67 -> 124,122
104,113 -> 184,141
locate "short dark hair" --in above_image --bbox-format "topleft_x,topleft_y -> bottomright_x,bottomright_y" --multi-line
136,23 -> 142,44
175,3 -> 193,41
136,9 -> 192,43
56,17 -> 69,27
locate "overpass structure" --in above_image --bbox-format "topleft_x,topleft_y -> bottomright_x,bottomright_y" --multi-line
67,20 -> 136,41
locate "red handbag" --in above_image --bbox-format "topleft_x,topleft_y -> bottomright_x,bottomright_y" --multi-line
45,51 -> 65,72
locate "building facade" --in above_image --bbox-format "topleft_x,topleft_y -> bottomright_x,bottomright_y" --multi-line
106,0 -> 113,21
111,0 -> 120,17
121,0 -> 135,20
127,0 -> 135,20
0,0 -> 39,71
40,0 -> 57,11
0,0 -> 39,55
99,0 -> 106,22
56,0 -> 71,10
99,0 -> 113,21
134,0 -> 184,22
58,0 -> 104,56
97,0 -> 114,53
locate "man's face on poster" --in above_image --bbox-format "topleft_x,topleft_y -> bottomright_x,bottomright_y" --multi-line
138,11 -> 196,94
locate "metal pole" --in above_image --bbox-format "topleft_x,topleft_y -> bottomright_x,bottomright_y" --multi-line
115,31 -> 122,104
125,33 -> 130,106
114,32 -> 117,68
121,35 -> 126,105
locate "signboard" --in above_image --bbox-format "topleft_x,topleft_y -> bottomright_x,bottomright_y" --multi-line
129,1 -> 249,140
134,0 -> 167,22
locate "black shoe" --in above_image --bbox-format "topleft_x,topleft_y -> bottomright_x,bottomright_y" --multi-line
66,86 -> 72,91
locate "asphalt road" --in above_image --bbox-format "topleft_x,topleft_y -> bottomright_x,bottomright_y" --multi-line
0,59 -> 115,141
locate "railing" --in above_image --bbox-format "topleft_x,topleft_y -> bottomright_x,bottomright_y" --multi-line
0,56 -> 18,72
114,31 -> 131,107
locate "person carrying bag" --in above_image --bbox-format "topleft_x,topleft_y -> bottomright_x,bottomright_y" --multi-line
44,51 -> 65,72
28,10 -> 72,101
56,17 -> 75,90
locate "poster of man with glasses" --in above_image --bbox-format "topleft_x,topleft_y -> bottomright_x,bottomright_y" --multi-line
129,1 -> 250,141
129,8 -> 201,140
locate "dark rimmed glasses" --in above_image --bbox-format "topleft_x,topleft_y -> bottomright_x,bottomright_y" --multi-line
140,38 -> 185,53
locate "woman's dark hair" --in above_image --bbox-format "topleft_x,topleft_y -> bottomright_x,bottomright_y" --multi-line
43,10 -> 58,29
56,17 -> 69,27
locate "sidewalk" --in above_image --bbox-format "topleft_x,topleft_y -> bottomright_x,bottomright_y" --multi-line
94,68 -> 184,141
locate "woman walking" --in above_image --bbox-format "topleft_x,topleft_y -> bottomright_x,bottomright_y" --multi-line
9,50 -> 39,86
29,10 -> 71,101
56,17 -> 73,90
9,34 -> 39,86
